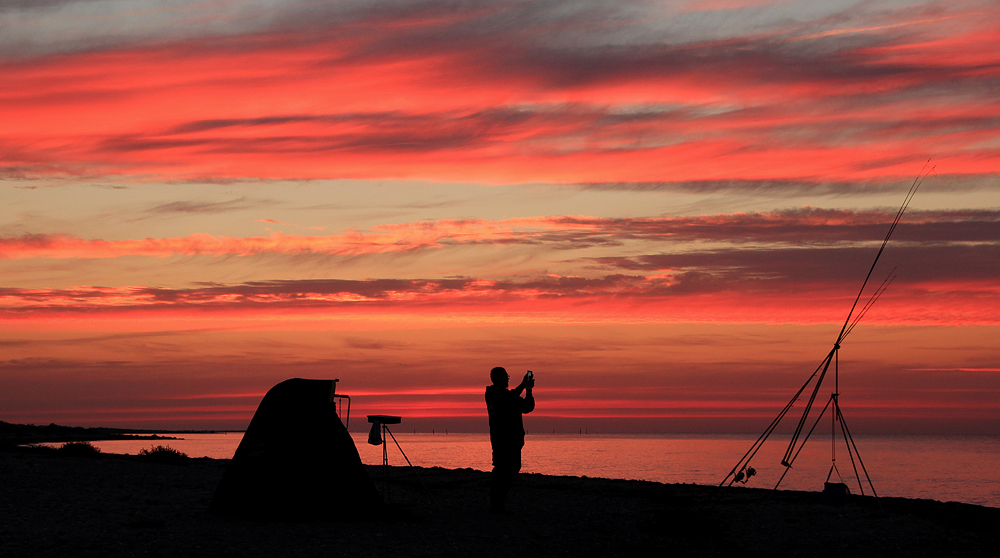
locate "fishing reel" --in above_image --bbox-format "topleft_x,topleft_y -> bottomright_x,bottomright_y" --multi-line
734,465 -> 756,484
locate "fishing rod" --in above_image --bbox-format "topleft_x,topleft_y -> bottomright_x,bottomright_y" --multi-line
721,161 -> 935,495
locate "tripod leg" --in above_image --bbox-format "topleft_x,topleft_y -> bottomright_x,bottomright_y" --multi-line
837,406 -> 882,511
386,427 -> 414,467
384,427 -> 436,508
835,401 -> 865,496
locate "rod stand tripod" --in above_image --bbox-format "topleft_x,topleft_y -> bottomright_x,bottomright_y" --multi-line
777,347 -> 881,509
774,350 -> 881,507
723,344 -> 882,511
367,415 -> 415,503
720,165 -> 932,510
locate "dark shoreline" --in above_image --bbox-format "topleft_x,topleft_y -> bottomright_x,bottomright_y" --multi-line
2,444 -> 997,558
0,421 -> 248,447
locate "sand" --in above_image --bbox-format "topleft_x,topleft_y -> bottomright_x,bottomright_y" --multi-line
1,446 -> 996,558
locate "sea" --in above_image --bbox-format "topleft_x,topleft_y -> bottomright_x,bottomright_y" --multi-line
79,432 -> 1000,508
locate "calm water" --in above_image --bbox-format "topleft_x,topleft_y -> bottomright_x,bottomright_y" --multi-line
83,432 -> 1000,508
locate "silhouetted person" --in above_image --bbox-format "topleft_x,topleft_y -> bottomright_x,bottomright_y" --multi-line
485,366 -> 534,513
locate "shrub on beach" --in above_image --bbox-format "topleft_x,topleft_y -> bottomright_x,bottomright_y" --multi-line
137,445 -> 189,465
57,441 -> 102,457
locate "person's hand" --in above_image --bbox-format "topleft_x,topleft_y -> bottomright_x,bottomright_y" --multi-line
523,372 -> 535,389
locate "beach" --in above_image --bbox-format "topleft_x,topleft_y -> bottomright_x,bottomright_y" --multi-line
2,446 -> 996,558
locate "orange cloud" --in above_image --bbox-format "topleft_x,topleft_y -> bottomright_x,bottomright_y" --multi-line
2,5 -> 998,182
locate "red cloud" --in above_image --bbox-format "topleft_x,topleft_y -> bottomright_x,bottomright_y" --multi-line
2,208 -> 997,325
2,5 -> 998,182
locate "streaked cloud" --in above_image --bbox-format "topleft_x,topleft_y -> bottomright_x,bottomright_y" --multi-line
144,196 -> 272,215
2,1 -> 997,182
2,206 -> 997,326
3,208 -> 998,259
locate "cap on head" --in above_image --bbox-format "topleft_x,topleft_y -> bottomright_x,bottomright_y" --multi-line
490,366 -> 508,385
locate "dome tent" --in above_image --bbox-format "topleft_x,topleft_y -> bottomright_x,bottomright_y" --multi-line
209,378 -> 382,519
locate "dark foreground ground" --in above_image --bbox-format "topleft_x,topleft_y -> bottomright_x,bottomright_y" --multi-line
2,446 -> 997,558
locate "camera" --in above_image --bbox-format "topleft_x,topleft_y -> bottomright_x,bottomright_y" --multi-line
527,370 -> 533,379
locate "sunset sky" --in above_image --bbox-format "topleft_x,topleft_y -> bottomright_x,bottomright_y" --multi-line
2,0 -> 998,434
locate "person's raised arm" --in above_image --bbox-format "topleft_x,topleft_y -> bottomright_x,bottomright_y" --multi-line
521,372 -> 535,413
513,371 -> 532,395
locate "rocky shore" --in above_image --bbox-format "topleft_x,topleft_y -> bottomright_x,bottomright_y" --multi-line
1,445 -> 996,557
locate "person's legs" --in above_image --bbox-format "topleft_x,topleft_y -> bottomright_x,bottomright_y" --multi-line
490,446 -> 521,512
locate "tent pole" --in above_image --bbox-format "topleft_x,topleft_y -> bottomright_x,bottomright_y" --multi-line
382,424 -> 390,502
